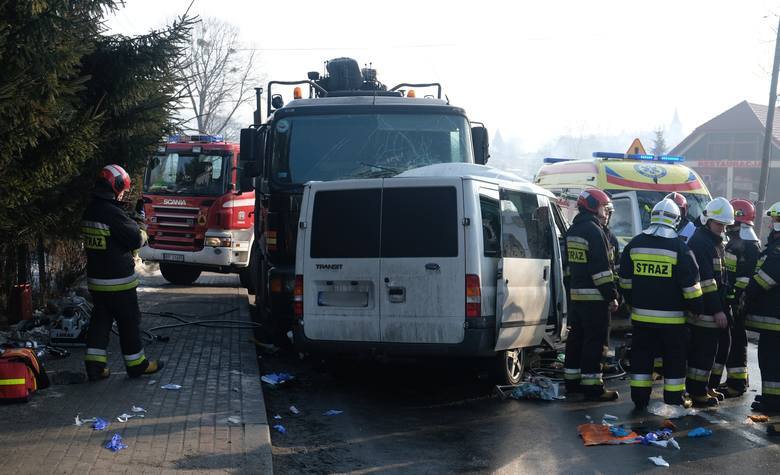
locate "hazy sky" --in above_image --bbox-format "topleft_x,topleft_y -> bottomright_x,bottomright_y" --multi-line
108,0 -> 780,150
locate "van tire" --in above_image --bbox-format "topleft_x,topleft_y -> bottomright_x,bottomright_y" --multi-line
160,263 -> 201,285
493,348 -> 526,386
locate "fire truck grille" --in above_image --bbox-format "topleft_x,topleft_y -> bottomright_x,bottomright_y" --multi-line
149,206 -> 203,251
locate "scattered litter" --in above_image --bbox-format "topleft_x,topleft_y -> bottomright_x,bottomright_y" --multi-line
261,373 -> 294,386
92,418 -> 109,430
647,401 -> 696,419
609,426 -> 631,437
662,419 -> 677,431
498,376 -> 563,401
603,414 -> 619,421
117,413 -> 145,423
648,456 -> 670,467
105,434 -> 128,452
585,415 -> 593,422
556,352 -> 566,363
227,416 -> 242,424
289,405 -> 300,415
578,423 -> 639,446
749,414 -> 769,423
273,424 -> 286,434
75,415 -> 96,427
688,427 -> 712,438
148,380 -> 157,386
233,387 -> 240,392
323,409 -> 343,416
161,384 -> 182,390
649,438 -> 680,450
131,406 -> 146,413
230,370 -> 241,375
273,414 -> 282,420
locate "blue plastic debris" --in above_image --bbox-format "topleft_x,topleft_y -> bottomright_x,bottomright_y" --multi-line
688,427 -> 713,438
609,426 -> 631,437
273,424 -> 286,434
105,434 -> 127,452
92,418 -> 109,430
261,373 -> 294,386
323,409 -> 343,416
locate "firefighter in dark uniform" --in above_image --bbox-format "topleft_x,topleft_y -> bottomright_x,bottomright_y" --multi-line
620,199 -> 703,409
81,165 -> 164,381
563,188 -> 620,401
665,192 -> 696,243
686,197 -> 734,406
718,199 -> 760,398
745,202 -> 780,426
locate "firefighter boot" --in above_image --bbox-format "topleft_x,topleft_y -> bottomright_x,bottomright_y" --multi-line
128,360 -> 165,378
87,367 -> 110,382
719,385 -> 745,398
707,387 -> 726,401
681,394 -> 694,409
585,389 -> 619,402
691,393 -> 719,407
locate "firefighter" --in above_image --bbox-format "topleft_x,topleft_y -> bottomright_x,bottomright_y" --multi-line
81,165 -> 164,381
685,197 -> 734,406
718,199 -> 760,398
563,188 -> 620,401
620,199 -> 703,409
745,202 -> 780,417
665,192 -> 696,243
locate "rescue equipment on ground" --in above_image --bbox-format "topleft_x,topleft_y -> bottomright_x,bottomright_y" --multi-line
0,347 -> 49,402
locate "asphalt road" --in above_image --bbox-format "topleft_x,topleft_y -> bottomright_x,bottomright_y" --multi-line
260,335 -> 780,474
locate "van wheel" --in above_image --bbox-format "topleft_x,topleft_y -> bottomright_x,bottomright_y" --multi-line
160,263 -> 201,285
493,348 -> 525,386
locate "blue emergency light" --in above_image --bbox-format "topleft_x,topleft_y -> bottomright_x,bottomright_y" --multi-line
543,157 -> 576,164
592,152 -> 685,163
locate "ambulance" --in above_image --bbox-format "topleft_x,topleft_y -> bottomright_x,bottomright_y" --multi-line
533,152 -> 711,248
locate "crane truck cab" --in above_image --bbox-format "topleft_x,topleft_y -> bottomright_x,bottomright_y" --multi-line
533,152 -> 712,248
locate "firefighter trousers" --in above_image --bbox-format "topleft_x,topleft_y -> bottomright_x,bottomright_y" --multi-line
686,325 -> 720,397
85,288 -> 149,378
630,323 -> 687,406
564,301 -> 609,397
710,325 -> 731,389
725,312 -> 748,391
758,331 -> 780,410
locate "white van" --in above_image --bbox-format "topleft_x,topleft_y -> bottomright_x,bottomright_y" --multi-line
292,163 -> 568,384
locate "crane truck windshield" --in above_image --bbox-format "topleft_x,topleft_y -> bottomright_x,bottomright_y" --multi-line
144,153 -> 229,196
271,113 -> 473,184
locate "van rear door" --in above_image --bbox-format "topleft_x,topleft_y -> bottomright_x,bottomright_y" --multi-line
495,189 -> 554,351
379,181 -> 465,344
302,181 -> 382,342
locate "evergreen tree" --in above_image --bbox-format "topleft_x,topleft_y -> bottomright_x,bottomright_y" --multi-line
651,128 -> 668,156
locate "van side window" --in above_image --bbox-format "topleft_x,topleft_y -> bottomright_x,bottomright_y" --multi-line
499,190 -> 553,260
480,196 -> 501,257
311,189 -> 381,258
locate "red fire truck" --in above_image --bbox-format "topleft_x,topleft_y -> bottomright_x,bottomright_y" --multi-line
140,134 -> 256,289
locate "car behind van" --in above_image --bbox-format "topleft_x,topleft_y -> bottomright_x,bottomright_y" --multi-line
293,163 -> 568,384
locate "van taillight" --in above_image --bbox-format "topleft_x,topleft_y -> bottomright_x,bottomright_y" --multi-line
293,274 -> 303,319
466,274 -> 481,318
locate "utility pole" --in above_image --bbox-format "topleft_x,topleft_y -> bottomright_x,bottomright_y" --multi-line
757,15 -> 780,231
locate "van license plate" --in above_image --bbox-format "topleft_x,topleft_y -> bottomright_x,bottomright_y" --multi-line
163,253 -> 184,262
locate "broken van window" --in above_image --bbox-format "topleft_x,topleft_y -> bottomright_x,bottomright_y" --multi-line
499,191 -> 552,260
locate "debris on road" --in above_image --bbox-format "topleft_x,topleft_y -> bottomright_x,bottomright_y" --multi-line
227,416 -> 242,424
105,434 -> 128,452
497,376 -> 563,401
748,414 -> 769,423
603,414 -> 618,421
609,426 -> 631,437
662,419 -> 677,430
578,423 -> 638,446
273,414 -> 282,420
648,456 -> 670,467
261,372 -> 294,386
117,413 -> 144,422
92,418 -> 109,430
273,424 -> 286,434
289,405 -> 300,415
131,405 -> 146,413
688,427 -> 712,438
323,409 -> 343,416
161,384 -> 182,390
148,380 -> 157,386
647,401 -> 696,419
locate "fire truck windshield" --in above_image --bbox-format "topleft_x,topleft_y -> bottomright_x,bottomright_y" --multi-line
270,113 -> 473,184
144,152 -> 229,196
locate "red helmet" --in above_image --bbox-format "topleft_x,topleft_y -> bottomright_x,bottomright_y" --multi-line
577,188 -> 611,214
665,192 -> 688,218
730,199 -> 755,226
99,164 -> 131,196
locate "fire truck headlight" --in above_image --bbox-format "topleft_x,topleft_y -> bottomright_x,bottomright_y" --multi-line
205,237 -> 232,247
205,237 -> 221,247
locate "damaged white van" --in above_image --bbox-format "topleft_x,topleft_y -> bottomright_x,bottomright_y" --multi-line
292,163 -> 568,384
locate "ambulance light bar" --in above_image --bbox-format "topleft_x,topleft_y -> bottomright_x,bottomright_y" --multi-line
592,152 -> 685,163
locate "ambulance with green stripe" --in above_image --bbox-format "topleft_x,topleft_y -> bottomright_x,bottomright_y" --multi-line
534,152 -> 711,248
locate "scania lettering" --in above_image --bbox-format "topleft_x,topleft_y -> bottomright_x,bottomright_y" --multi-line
238,57 -> 490,331
140,134 -> 256,288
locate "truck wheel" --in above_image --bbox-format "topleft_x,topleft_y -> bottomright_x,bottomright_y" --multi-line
160,263 -> 201,285
493,348 -> 526,386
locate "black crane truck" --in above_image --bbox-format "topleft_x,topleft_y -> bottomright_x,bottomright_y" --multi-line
238,57 -> 490,334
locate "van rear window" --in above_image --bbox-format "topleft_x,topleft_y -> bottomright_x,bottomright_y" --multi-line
381,187 -> 458,258
310,189 -> 381,258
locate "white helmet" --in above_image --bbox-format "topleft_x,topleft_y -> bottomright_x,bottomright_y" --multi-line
643,199 -> 681,238
700,197 -> 735,226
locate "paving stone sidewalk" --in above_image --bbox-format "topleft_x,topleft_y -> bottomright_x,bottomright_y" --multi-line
0,273 -> 271,474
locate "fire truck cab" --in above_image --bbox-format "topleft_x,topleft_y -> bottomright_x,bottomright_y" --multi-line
140,135 -> 255,287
